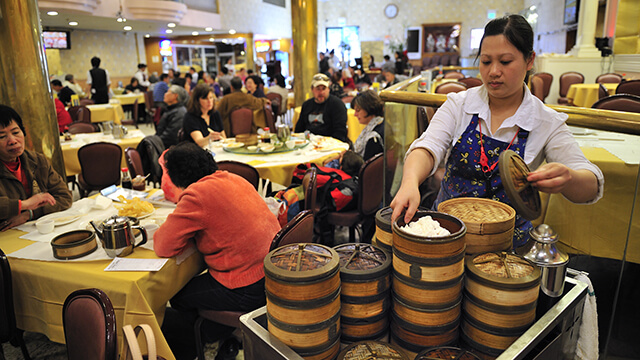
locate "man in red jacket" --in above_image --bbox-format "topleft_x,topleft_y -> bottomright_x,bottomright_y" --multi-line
154,142 -> 280,359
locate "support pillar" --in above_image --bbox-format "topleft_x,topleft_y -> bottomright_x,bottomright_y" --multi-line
245,33 -> 255,73
291,0 -> 318,107
570,0 -> 601,57
0,0 -> 66,177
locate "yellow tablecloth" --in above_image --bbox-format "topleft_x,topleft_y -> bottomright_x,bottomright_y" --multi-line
113,93 -> 145,106
85,104 -> 123,124
0,230 -> 203,360
61,131 -> 145,176
544,147 -> 640,263
566,83 -> 618,107
292,106 -> 366,144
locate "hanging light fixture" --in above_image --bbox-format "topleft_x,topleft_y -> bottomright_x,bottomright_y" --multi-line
116,0 -> 126,23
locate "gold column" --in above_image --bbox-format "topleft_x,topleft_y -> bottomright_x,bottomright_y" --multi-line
0,0 -> 65,177
291,0 -> 318,107
245,33 -> 255,73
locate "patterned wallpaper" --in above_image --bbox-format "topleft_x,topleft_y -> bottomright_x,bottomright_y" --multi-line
318,0 -> 524,59
45,30 -> 140,80
218,0 -> 292,39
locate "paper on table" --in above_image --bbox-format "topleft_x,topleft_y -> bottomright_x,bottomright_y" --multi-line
104,257 -> 168,271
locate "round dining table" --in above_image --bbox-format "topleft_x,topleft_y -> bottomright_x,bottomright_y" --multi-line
209,136 -> 349,186
566,83 -> 618,108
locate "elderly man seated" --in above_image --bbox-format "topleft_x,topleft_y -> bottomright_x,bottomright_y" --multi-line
155,85 -> 188,148
0,105 -> 72,231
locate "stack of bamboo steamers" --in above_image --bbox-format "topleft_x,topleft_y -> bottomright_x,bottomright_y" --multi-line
263,197 -> 541,360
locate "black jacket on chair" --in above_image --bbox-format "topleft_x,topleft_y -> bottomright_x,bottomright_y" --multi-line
136,135 -> 165,184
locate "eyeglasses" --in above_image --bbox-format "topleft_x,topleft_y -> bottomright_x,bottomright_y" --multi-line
313,74 -> 329,81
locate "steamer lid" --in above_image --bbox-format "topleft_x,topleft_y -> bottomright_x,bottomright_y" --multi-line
498,150 -> 542,221
333,243 -> 391,280
465,251 -> 541,289
415,346 -> 482,360
264,243 -> 340,282
336,340 -> 409,360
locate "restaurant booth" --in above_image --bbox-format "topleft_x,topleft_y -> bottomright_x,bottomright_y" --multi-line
240,74 -> 640,359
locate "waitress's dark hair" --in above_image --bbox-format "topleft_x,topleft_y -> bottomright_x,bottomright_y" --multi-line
164,142 -> 218,189
477,14 -> 534,82
0,105 -> 26,135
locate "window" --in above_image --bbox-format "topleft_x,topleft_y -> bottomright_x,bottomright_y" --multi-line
326,26 -> 361,67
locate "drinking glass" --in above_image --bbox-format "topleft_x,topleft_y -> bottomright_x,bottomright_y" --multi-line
276,124 -> 291,143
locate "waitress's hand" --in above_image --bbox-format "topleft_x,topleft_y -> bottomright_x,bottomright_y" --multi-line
526,163 -> 572,194
22,193 -> 56,210
390,184 -> 421,224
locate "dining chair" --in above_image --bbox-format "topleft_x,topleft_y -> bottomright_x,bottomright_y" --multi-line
449,54 -> 460,66
443,71 -> 464,80
63,288 -> 117,360
429,55 -> 441,68
416,106 -> 435,135
557,71 -> 584,105
144,90 -> 156,124
124,147 -> 145,178
598,83 -> 608,100
79,99 -> 95,106
67,106 -> 82,122
264,103 -> 276,131
265,92 -> 283,119
592,94 -> 640,113
67,122 -> 98,134
217,160 -> 260,190
435,81 -> 467,94
530,72 -> 553,103
302,167 -> 317,216
229,108 -> 253,136
421,56 -> 432,70
440,55 -> 450,68
76,106 -> 92,124
458,77 -> 483,89
193,210 -> 314,360
77,142 -> 122,198
325,153 -> 384,243
595,72 -> 623,84
121,99 -> 139,129
0,249 -> 32,360
615,79 -> 640,97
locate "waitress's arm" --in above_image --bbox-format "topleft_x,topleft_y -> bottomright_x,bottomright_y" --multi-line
527,164 -> 598,203
390,148 -> 436,223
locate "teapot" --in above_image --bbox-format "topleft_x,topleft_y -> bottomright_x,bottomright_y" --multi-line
90,215 -> 147,258
112,125 -> 128,139
519,224 -> 569,297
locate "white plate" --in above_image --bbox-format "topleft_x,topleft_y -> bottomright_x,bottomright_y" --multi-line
136,208 -> 156,219
569,126 -> 595,136
38,210 -> 84,226
223,142 -> 244,149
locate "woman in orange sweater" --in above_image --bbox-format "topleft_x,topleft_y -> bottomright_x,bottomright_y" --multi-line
154,142 -> 281,359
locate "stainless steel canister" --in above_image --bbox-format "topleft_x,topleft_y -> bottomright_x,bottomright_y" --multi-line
520,224 -> 569,297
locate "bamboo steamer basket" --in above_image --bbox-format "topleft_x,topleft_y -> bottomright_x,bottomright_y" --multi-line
264,243 -> 341,355
462,252 -> 540,357
374,207 -> 394,253
337,340 -> 410,360
392,210 -> 466,259
334,243 -> 392,344
414,346 -> 482,360
389,313 -> 459,359
340,330 -> 390,349
438,198 -> 516,255
392,246 -> 465,283
235,133 -> 258,145
392,273 -> 463,307
392,295 -> 461,329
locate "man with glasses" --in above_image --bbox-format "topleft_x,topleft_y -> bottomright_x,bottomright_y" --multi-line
294,73 -> 348,142
155,85 -> 188,148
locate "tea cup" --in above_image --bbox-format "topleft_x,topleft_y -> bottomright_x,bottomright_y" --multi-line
36,219 -> 55,234
285,140 -> 296,149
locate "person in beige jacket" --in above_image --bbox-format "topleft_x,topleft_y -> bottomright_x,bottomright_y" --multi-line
216,76 -> 270,136
0,105 -> 72,231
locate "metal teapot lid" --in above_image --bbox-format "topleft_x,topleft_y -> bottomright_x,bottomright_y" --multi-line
102,215 -> 132,229
521,224 -> 569,267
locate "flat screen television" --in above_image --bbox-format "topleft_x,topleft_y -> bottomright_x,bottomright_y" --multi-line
564,0 -> 580,25
43,31 -> 70,49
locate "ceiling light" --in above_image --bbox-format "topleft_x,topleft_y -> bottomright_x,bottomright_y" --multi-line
47,11 -> 58,16
241,51 -> 245,55
145,34 -> 150,38
229,29 -> 236,35
209,37 -> 215,42
192,31 -> 199,36
167,23 -> 176,28
115,7 -> 126,22
69,21 -> 78,26
166,29 -> 173,34
205,27 -> 213,32
124,26 -> 132,31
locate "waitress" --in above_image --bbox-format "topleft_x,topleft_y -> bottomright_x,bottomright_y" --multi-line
390,15 -> 603,248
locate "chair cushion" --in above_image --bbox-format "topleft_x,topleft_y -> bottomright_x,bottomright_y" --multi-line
326,210 -> 361,227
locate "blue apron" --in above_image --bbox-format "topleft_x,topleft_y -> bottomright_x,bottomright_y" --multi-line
433,114 -> 531,248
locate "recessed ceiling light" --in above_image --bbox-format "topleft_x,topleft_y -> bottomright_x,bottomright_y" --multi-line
124,26 -> 132,31
167,23 -> 176,28
47,11 -> 58,16
240,51 -> 245,55
166,29 -> 173,34
205,27 -> 213,32
192,31 -> 199,36
145,34 -> 150,38
229,29 -> 236,35
209,37 -> 215,42
69,21 -> 78,26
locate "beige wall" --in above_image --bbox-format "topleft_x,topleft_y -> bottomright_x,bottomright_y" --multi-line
218,0 -> 292,38
318,0 -> 525,60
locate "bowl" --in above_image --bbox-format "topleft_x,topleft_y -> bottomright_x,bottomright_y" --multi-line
51,230 -> 98,260
36,219 -> 55,234
247,145 -> 258,152
285,140 -> 296,149
260,145 -> 275,153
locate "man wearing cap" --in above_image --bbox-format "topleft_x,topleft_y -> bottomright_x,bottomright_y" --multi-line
294,73 -> 348,142
134,63 -> 151,90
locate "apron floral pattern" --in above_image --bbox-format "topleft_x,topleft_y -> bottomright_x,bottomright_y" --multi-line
433,114 -> 531,248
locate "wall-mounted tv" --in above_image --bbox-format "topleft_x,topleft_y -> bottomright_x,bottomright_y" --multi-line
43,31 -> 70,49
564,0 -> 580,25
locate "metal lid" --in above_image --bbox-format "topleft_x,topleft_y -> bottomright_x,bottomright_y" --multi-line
521,224 -> 569,267
102,215 -> 132,230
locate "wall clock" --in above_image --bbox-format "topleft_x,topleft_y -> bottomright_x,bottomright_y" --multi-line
384,4 -> 398,19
